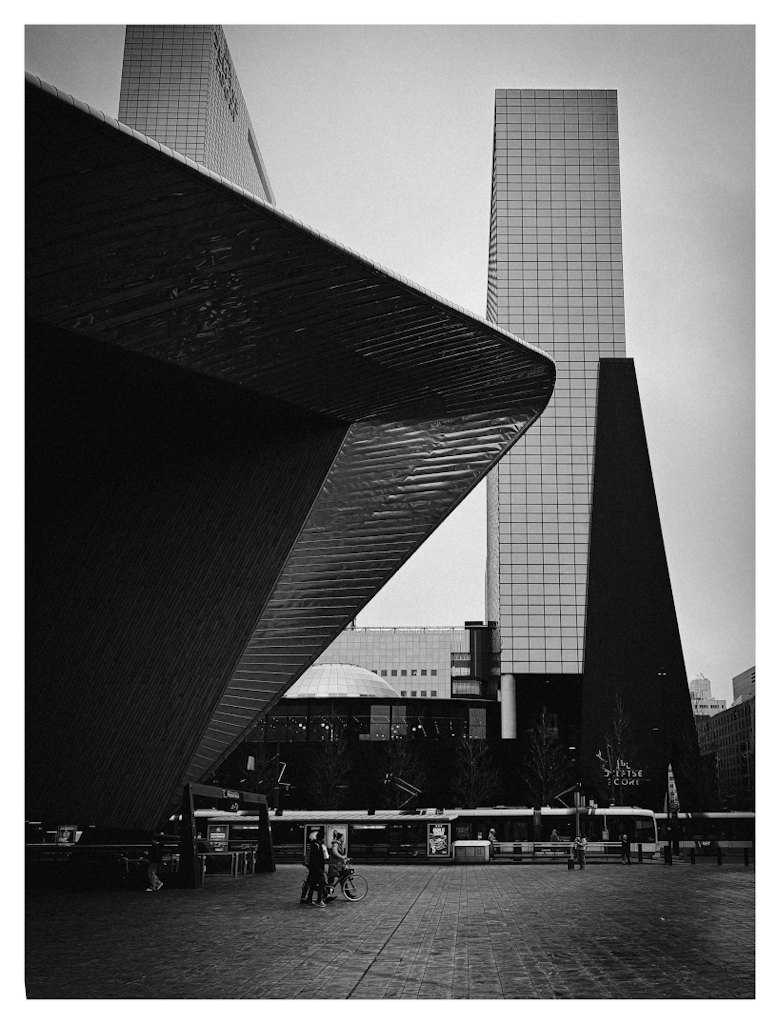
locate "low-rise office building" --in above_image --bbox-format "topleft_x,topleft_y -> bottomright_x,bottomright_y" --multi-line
314,621 -> 499,700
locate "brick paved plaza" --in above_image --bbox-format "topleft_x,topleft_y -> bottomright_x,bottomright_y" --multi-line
26,862 -> 754,999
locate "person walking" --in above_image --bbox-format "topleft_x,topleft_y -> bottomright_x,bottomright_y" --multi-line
304,827 -> 329,908
574,833 -> 587,870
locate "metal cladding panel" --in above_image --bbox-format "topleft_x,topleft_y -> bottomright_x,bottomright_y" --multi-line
26,77 -> 555,829
26,321 -> 349,829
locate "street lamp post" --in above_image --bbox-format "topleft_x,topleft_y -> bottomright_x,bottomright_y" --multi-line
656,668 -> 673,864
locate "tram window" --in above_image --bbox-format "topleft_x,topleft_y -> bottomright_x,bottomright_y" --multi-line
509,821 -> 529,841
635,818 -> 655,841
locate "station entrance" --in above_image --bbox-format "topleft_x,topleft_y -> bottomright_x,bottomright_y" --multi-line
178,783 -> 275,887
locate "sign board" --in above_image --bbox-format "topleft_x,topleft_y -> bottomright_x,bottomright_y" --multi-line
428,822 -> 451,857
207,824 -> 229,852
596,751 -> 644,787
56,825 -> 77,845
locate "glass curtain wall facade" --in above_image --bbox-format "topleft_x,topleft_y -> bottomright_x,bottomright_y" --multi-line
486,89 -> 625,678
118,25 -> 274,203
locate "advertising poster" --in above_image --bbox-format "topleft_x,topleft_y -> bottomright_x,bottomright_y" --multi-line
207,824 -> 229,852
56,825 -> 77,845
304,825 -> 323,859
326,825 -> 348,857
428,822 -> 450,857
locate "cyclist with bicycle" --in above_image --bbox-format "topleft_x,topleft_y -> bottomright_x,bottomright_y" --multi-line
327,830 -> 347,891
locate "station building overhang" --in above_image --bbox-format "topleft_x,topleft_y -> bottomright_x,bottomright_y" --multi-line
25,74 -> 555,830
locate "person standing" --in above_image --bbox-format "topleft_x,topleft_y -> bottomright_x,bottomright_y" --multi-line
146,835 -> 165,891
620,833 -> 631,864
304,827 -> 329,908
300,829 -> 316,903
328,830 -> 347,891
574,834 -> 587,870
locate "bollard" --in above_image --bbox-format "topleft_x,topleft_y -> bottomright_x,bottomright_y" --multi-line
567,855 -> 575,871
743,847 -> 749,867
716,848 -> 723,866
637,843 -> 643,863
690,848 -> 696,865
664,845 -> 672,865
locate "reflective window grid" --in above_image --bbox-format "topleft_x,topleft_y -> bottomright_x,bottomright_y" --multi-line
486,89 -> 626,674
118,25 -> 273,203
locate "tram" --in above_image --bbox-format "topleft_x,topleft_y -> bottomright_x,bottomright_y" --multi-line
654,811 -> 755,853
180,805 -> 660,861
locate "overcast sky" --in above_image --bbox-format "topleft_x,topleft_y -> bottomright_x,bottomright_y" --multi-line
24,22 -> 755,703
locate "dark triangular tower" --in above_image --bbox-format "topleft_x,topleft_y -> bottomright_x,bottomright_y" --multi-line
581,358 -> 700,808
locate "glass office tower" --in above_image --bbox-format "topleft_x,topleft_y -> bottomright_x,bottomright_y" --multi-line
485,89 -> 700,810
118,25 -> 274,203
486,89 -> 624,697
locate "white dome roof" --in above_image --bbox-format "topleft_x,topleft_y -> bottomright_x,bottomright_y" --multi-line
284,663 -> 402,699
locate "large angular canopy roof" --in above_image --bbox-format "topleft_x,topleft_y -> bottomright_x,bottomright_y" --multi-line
26,74 -> 555,829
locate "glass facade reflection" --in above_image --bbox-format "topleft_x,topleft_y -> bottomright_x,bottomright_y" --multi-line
256,697 -> 496,743
119,25 -> 274,203
486,89 -> 626,675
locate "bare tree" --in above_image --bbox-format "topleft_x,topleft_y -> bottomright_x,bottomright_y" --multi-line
522,706 -> 572,807
309,736 -> 352,809
378,739 -> 427,808
595,694 -> 642,805
452,738 -> 500,808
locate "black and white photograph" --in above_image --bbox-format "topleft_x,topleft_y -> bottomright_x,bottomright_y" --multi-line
20,5 -> 761,1007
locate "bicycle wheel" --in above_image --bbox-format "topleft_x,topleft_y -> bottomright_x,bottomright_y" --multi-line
342,873 -> 368,901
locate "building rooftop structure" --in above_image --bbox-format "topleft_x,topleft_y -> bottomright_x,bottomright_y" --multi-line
25,72 -> 555,831
285,664 -> 402,700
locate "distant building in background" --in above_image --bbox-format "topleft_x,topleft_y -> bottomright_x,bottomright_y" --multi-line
224,662 -> 500,808
696,670 -> 755,811
314,622 -> 499,700
731,665 -> 756,706
119,24 -> 274,202
688,675 -> 727,718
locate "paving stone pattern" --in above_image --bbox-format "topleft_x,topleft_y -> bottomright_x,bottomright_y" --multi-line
26,862 -> 754,999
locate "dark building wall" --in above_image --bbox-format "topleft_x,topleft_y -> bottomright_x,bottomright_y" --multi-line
581,359 -> 700,809
26,319 -> 348,829
696,698 -> 755,810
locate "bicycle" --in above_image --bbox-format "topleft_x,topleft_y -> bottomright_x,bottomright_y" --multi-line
324,858 -> 368,902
